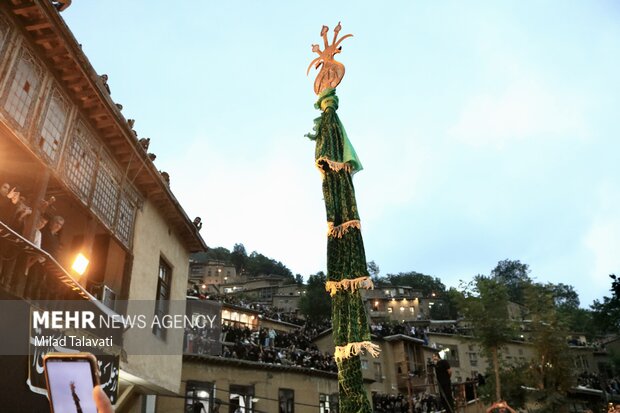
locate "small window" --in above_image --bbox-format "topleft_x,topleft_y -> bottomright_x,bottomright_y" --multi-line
374,362 -> 383,382
361,359 -> 368,369
278,388 -> 294,413
387,307 -> 393,313
153,258 -> 172,339
185,381 -> 214,413
229,384 -> 254,413
3,48 -> 42,128
38,89 -> 69,163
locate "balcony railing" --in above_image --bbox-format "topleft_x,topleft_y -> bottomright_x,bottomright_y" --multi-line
0,220 -> 118,320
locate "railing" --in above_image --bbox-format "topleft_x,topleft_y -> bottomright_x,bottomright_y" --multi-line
0,220 -> 119,318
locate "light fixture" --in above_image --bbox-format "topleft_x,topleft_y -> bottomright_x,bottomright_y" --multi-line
71,253 -> 89,276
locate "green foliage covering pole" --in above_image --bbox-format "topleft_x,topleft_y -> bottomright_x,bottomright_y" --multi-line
306,24 -> 378,411
307,88 -> 378,413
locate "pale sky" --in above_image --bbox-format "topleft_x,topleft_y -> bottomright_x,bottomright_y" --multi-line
62,1 -> 620,307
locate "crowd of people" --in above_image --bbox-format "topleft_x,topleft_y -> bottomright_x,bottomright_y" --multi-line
0,182 -> 65,298
371,322 -> 430,343
578,371 -> 620,395
218,324 -> 337,372
372,392 -> 440,413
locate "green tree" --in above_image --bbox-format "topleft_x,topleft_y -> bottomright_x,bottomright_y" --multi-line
590,274 -> 620,335
298,272 -> 331,322
491,259 -> 532,304
204,247 -> 231,262
524,283 -> 574,413
455,276 -> 514,402
245,251 -> 293,278
544,282 -> 595,335
386,271 -> 446,297
230,243 -> 247,274
295,273 -> 304,285
478,362 -> 529,409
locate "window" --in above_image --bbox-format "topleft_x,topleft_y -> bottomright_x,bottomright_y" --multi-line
229,385 -> 253,413
319,394 -> 338,413
92,153 -> 121,228
185,381 -> 214,413
0,15 -> 11,53
153,258 -> 172,339
468,352 -> 478,367
387,307 -> 393,313
64,122 -> 97,203
115,189 -> 137,246
279,389 -> 294,413
3,48 -> 42,128
361,359 -> 368,369
374,362 -> 383,382
437,344 -> 460,367
38,89 -> 69,163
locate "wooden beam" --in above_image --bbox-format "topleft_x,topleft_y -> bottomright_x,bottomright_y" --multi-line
44,46 -> 69,58
87,109 -> 108,119
74,88 -> 95,99
33,33 -> 59,45
95,119 -> 115,129
52,61 -> 75,73
12,5 -> 38,16
67,78 -> 89,88
25,20 -> 51,31
82,100 -> 100,110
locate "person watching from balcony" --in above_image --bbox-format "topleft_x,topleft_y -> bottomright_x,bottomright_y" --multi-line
0,182 -> 12,223
0,182 -> 12,277
0,189 -> 31,287
41,215 -> 64,259
23,215 -> 50,299
9,194 -> 32,235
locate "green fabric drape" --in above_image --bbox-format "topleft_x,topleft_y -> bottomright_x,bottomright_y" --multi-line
308,88 -> 374,413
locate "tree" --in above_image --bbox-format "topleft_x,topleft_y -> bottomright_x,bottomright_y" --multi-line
491,259 -> 531,304
367,260 -> 380,280
524,283 -> 574,413
295,274 -> 304,285
298,272 -> 331,323
544,282 -> 593,335
455,276 -> 514,402
230,243 -> 247,274
204,247 -> 231,262
590,274 -> 620,335
244,251 -> 293,279
385,271 -> 446,297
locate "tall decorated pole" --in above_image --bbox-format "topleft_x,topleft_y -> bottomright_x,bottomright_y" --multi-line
306,23 -> 379,412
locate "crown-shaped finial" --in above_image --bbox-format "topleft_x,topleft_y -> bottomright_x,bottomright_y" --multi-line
307,22 -> 353,95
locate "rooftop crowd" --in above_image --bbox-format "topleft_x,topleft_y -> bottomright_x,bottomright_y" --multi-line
372,392 -> 441,413
219,324 -> 337,372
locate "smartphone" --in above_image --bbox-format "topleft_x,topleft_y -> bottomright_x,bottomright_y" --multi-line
44,352 -> 100,413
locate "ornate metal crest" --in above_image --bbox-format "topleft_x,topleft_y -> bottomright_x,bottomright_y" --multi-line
307,22 -> 353,95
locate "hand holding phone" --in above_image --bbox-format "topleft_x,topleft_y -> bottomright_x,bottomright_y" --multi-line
44,353 -> 103,413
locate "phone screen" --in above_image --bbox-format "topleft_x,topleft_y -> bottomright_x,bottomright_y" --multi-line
46,358 -> 98,413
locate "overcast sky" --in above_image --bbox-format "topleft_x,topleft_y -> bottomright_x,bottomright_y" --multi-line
62,1 -> 620,307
